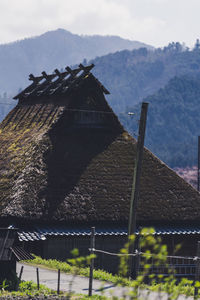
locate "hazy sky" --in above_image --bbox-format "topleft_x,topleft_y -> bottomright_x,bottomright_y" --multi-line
0,0 -> 199,47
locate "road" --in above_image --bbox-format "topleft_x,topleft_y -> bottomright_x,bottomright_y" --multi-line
17,262 -> 122,297
17,263 -> 195,299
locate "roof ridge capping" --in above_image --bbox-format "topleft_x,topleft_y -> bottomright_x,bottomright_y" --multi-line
13,63 -> 109,100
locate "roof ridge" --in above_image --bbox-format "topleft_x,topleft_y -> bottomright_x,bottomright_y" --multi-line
13,63 -> 105,100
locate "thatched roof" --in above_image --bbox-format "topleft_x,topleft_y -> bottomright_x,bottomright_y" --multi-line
0,64 -> 199,223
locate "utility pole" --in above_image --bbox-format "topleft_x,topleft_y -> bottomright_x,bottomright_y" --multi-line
88,227 -> 95,296
194,241 -> 200,298
198,136 -> 200,192
128,102 -> 148,278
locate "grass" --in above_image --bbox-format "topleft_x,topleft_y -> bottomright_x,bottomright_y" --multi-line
0,280 -> 58,298
24,255 -> 200,299
25,255 -> 132,287
0,280 -> 110,299
68,296 -> 109,299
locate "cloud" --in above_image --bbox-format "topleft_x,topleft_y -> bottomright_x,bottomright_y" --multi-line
0,0 -> 199,47
0,0 -> 136,41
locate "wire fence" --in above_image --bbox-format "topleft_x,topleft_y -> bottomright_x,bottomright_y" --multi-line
87,228 -> 200,297
88,238 -> 200,284
89,248 -> 200,261
88,245 -> 200,297
92,248 -> 197,277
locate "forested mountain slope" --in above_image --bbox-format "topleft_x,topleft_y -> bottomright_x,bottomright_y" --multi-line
119,75 -> 200,168
1,40 -> 200,119
92,42 -> 200,113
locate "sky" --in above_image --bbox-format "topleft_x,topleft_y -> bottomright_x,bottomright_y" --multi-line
0,0 -> 199,48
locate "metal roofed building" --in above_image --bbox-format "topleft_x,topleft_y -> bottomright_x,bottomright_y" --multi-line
0,64 -> 200,272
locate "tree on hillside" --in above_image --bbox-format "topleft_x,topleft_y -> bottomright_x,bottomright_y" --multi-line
119,75 -> 200,168
194,39 -> 200,51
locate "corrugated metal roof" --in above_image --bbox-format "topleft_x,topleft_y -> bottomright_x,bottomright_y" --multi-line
18,231 -> 46,242
18,225 -> 126,241
15,225 -> 200,242
153,226 -> 200,235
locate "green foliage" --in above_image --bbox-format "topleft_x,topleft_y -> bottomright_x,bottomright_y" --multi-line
67,248 -> 97,298
150,277 -> 194,299
118,234 -> 136,278
0,280 -> 57,298
18,280 -> 53,294
27,254 -> 130,286
25,229 -> 200,299
68,248 -> 96,270
0,271 -> 20,291
0,279 -> 9,291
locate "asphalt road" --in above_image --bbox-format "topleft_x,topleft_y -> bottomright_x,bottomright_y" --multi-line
17,262 -> 122,297
17,263 -> 194,299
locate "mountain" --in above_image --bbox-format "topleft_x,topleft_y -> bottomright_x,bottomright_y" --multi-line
119,75 -> 200,168
0,94 -> 15,122
0,28 -> 153,94
91,42 -> 200,113
1,39 -> 200,169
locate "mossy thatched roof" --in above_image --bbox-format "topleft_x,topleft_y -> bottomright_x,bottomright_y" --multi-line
0,65 -> 199,223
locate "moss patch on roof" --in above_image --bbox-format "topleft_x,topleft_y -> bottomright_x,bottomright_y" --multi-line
0,103 -> 65,218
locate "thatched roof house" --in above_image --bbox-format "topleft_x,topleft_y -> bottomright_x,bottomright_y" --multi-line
0,63 -> 199,224
0,63 -> 200,270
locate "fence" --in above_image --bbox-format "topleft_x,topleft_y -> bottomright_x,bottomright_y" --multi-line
88,227 -> 200,297
91,248 -> 198,278
17,265 -> 61,294
139,254 -> 196,278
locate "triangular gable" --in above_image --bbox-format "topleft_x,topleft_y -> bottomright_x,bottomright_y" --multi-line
0,64 -> 199,224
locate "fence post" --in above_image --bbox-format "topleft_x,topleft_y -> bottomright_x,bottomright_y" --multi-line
194,241 -> 200,298
19,265 -> 24,281
17,265 -> 24,291
36,267 -> 40,290
57,269 -> 60,294
135,233 -> 141,278
88,227 -> 95,296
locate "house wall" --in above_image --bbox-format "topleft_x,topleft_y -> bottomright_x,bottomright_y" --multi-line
42,235 -> 127,273
23,240 -> 44,257
28,234 -> 200,275
162,235 -> 199,256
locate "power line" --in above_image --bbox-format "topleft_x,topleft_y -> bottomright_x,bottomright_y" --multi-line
0,105 -> 139,117
0,103 -> 140,119
65,108 -> 138,117
0,106 -> 139,136
65,108 -> 116,115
